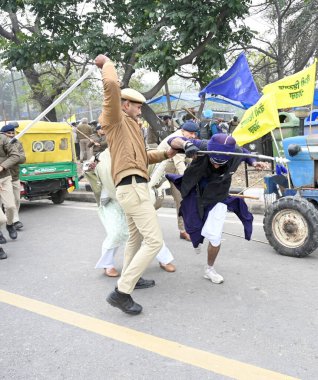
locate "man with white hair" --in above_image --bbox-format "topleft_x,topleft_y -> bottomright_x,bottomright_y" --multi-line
95,54 -> 177,315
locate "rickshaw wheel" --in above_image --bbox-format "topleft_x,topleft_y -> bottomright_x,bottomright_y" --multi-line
51,189 -> 67,204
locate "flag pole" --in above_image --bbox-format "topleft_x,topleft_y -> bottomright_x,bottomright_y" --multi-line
11,65 -> 95,143
270,130 -> 281,158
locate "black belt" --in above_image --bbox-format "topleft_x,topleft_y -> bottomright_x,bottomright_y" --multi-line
116,175 -> 148,186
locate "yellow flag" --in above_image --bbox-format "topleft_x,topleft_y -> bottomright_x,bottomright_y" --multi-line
67,114 -> 76,123
263,61 -> 316,108
232,94 -> 279,146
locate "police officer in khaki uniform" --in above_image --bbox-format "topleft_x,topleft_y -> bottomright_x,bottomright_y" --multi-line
77,118 -> 93,162
88,125 -> 107,156
1,123 -> 26,232
95,54 -> 177,315
0,127 -> 22,259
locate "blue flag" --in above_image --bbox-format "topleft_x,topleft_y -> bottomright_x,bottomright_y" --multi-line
199,53 -> 261,109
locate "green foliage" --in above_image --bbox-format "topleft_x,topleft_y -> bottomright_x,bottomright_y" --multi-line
84,0 -> 253,85
0,0 -> 253,117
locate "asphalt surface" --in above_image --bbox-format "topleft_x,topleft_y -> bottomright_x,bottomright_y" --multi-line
0,200 -> 317,379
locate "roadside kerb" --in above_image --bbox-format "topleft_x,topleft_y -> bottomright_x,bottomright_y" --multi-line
66,182 -> 265,214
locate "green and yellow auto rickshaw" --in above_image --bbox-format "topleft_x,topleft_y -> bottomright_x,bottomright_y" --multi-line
5,120 -> 79,204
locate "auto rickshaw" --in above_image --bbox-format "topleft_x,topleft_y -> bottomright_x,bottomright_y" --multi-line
1,120 -> 79,204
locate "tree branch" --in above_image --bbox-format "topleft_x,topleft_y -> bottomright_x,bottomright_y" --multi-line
0,25 -> 15,41
122,45 -> 138,87
142,76 -> 169,99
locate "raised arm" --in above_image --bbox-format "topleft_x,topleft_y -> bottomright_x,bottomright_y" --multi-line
95,55 -> 122,128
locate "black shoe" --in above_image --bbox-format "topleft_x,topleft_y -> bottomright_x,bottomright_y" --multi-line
134,277 -> 155,290
0,247 -> 7,260
6,224 -> 17,240
13,221 -> 23,230
106,288 -> 142,315
0,231 -> 7,244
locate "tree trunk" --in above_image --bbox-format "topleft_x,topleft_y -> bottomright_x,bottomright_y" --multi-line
164,82 -> 172,116
141,103 -> 170,144
23,67 -> 58,121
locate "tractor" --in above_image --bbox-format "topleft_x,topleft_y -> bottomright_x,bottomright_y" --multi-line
263,134 -> 318,257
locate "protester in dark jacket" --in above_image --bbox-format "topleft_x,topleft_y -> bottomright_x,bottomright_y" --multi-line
167,133 -> 267,285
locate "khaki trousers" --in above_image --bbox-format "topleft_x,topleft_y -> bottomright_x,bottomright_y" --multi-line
12,179 -> 21,223
116,178 -> 163,294
79,139 -> 92,162
0,176 -> 16,227
165,161 -> 185,232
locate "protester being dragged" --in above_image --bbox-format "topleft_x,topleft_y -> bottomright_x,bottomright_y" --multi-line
167,133 -> 268,285
1,123 -> 26,231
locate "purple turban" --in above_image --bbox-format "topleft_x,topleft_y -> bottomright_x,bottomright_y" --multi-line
207,134 -> 236,164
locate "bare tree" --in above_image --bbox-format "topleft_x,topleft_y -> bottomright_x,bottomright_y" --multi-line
242,0 -> 318,85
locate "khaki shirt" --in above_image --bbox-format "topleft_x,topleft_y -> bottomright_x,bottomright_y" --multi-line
77,123 -> 93,140
0,134 -> 22,179
98,61 -> 166,185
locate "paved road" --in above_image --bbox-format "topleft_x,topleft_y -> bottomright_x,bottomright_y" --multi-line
0,200 -> 317,379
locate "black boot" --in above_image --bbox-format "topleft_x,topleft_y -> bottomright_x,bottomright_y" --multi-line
106,288 -> 142,315
0,231 -> 7,244
0,247 -> 7,260
13,221 -> 23,230
6,224 -> 17,240
134,277 -> 155,289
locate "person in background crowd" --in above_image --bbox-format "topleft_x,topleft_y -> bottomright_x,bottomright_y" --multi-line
162,115 -> 176,134
1,123 -> 26,232
218,121 -> 230,134
77,117 -> 93,162
88,125 -> 107,157
95,54 -> 177,315
0,127 -> 22,258
210,118 -> 224,135
71,121 -> 80,160
182,108 -> 197,123
89,120 -> 98,133
138,118 -> 148,144
198,110 -> 213,140
157,120 -> 199,243
83,125 -> 108,205
229,116 -> 240,134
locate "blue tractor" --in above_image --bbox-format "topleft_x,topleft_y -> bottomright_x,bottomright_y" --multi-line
263,134 -> 318,257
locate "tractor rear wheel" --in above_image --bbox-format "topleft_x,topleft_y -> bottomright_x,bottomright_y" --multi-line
263,196 -> 318,257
